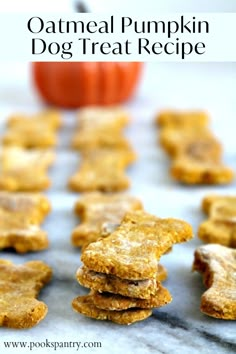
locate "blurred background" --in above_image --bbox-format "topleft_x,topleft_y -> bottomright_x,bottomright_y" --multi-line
0,0 -> 235,151
1,0 -> 236,12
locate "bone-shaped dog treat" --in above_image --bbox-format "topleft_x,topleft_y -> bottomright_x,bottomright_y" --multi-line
198,195 -> 236,247
77,106 -> 129,129
77,264 -> 167,300
193,244 -> 236,320
171,155 -> 234,185
3,110 -> 61,148
68,148 -> 136,192
0,259 -> 52,328
81,210 -> 193,280
7,110 -> 61,129
91,283 -> 172,311
156,110 -> 209,128
71,107 -> 130,150
72,294 -> 152,325
72,192 -> 143,247
159,127 -> 222,158
0,147 -> 55,191
0,192 -> 50,253
156,110 -> 234,185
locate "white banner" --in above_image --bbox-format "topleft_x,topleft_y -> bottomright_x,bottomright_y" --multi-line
0,13 -> 235,61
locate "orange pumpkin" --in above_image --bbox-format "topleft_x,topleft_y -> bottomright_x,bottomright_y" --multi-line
32,62 -> 143,108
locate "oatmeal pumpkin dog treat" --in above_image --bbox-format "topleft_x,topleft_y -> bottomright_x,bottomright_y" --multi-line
156,110 -> 233,184
91,285 -> 171,311
171,155 -> 233,185
0,192 -> 50,253
72,210 -> 193,324
68,148 -> 136,192
159,127 -> 222,158
72,295 -> 152,325
77,264 -> 168,300
72,192 -> 143,248
0,147 -> 55,191
2,110 -> 61,148
198,195 -> 236,247
193,244 -> 236,320
0,259 -> 52,328
156,110 -> 209,129
81,211 -> 192,279
71,106 -> 130,150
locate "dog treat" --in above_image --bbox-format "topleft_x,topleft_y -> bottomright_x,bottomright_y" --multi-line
76,106 -> 129,129
3,110 -> 61,148
72,192 -> 143,247
0,192 -> 50,253
68,149 -> 136,192
0,259 -> 52,328
72,294 -> 152,325
193,244 -> 236,320
159,127 -> 222,158
198,195 -> 236,247
0,147 -> 55,191
82,210 -> 193,280
74,211 -> 192,324
156,111 -> 209,128
77,264 -> 167,300
72,106 -> 129,150
6,110 -> 61,129
171,156 -> 234,185
91,283 -> 171,311
156,110 -> 234,185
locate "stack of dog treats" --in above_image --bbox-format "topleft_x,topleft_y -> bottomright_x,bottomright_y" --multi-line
72,210 -> 193,324
156,110 -> 234,184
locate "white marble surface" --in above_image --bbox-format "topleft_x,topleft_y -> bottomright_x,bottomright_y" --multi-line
0,62 -> 235,354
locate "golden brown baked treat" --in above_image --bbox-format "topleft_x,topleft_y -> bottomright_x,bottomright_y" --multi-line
171,157 -> 234,185
157,110 -> 233,185
77,264 -> 167,300
71,130 -> 131,151
0,147 -> 55,191
91,283 -> 172,310
193,244 -> 236,320
68,149 -> 136,192
81,210 -> 193,280
7,110 -> 61,129
159,128 -> 222,158
0,192 -> 50,253
72,106 -> 129,150
73,210 -> 192,325
156,110 -> 209,128
72,192 -> 143,247
198,195 -> 236,247
76,106 -> 129,129
72,294 -> 152,325
0,259 -> 52,328
3,110 -> 61,148
71,106 -> 130,150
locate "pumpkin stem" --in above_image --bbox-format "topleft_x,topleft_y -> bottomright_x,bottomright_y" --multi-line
75,0 -> 90,13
